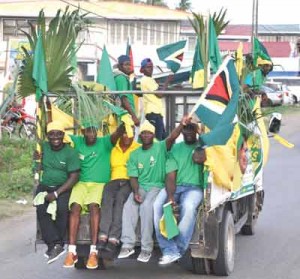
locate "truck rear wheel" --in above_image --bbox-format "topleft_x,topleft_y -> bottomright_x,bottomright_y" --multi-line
212,209 -> 235,276
192,258 -> 211,274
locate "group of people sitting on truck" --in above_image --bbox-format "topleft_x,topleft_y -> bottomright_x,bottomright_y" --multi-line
33,55 -> 207,270
35,117 -> 206,268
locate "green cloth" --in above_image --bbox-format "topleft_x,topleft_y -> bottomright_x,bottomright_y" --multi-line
127,141 -> 168,191
115,73 -> 136,113
160,201 -> 179,240
40,142 -> 80,187
70,135 -> 113,183
209,17 -> 222,73
166,142 -> 204,189
97,45 -> 116,90
32,31 -> 48,101
33,192 -> 57,220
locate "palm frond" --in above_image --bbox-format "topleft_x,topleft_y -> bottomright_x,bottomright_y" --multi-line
17,7 -> 89,98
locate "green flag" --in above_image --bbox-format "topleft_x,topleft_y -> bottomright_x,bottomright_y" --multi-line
32,32 -> 48,102
156,40 -> 187,73
209,17 -> 222,73
71,43 -> 78,74
159,202 -> 179,240
97,45 -> 116,90
253,37 -> 272,66
189,37 -> 205,89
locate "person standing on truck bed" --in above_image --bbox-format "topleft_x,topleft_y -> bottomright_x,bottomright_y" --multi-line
153,121 -> 206,265
115,55 -> 140,128
98,125 -> 140,254
140,58 -> 172,140
118,116 -> 191,263
34,121 -> 80,265
63,123 -> 125,269
243,57 -> 273,107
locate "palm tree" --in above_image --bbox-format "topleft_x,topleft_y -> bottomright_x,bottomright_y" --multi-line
177,0 -> 191,11
17,7 -> 89,99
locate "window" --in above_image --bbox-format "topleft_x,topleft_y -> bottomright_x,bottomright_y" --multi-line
3,19 -> 35,40
142,23 -> 148,45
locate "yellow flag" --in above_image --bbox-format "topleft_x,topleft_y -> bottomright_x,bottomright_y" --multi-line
236,42 -> 243,79
273,134 -> 294,148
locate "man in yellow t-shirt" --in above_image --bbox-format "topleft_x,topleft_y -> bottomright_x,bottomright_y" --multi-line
140,58 -> 172,140
98,129 -> 140,253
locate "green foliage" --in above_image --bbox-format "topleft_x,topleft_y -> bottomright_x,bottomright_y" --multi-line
177,0 -> 191,11
17,7 -> 90,98
0,139 -> 34,199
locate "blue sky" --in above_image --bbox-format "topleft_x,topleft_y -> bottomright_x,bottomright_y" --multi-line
166,0 -> 299,25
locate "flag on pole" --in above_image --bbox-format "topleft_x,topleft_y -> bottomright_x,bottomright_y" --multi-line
156,40 -> 187,73
32,31 -> 48,185
189,38 -> 205,89
126,37 -> 134,74
96,45 -> 116,90
235,42 -> 243,78
208,17 -> 222,73
190,56 -> 240,147
32,32 -> 48,101
253,37 -> 272,66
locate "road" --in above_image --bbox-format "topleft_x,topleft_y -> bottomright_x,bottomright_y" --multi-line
0,112 -> 299,279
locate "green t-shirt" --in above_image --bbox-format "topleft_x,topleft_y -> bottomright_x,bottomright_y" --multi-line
70,135 -> 113,183
115,74 -> 135,113
41,142 -> 80,187
127,141 -> 167,191
166,142 -> 204,189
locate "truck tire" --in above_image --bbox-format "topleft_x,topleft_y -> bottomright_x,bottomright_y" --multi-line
212,209 -> 235,276
74,256 -> 86,269
192,258 -> 211,275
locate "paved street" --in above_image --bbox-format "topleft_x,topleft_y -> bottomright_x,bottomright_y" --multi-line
0,112 -> 299,279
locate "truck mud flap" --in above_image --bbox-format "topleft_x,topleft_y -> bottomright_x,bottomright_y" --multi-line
190,207 -> 223,259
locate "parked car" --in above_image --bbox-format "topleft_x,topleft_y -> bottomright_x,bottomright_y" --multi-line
260,85 -> 283,106
264,81 -> 292,105
267,77 -> 300,104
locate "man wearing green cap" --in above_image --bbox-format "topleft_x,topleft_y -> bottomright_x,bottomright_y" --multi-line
118,116 -> 191,263
63,123 -> 124,269
34,121 -> 80,265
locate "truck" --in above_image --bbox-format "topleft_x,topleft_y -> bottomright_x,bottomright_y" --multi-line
35,84 -> 276,276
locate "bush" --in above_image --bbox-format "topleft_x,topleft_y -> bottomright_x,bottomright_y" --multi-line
0,138 -> 34,199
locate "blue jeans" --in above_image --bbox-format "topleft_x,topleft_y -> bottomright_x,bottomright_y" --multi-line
153,186 -> 203,257
145,113 -> 166,141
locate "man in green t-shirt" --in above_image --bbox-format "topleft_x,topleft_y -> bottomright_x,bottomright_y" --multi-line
153,122 -> 206,265
114,55 -> 140,127
118,117 -> 191,263
63,123 -> 124,269
34,121 -> 80,265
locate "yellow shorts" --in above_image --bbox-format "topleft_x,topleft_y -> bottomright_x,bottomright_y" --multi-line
69,181 -> 105,214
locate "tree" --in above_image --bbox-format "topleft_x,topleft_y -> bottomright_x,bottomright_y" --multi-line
146,0 -> 167,7
177,0 -> 191,11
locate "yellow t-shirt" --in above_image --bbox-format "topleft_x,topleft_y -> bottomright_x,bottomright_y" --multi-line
140,76 -> 163,115
110,140 -> 141,180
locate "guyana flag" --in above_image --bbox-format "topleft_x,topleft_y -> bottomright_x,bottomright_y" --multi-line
253,37 -> 272,66
156,40 -> 187,73
189,37 -> 205,89
190,56 -> 240,147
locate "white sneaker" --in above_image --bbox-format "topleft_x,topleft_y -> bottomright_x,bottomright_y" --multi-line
137,250 -> 152,263
158,254 -> 181,265
118,248 -> 135,259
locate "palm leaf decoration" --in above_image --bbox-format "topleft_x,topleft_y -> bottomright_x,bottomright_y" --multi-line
17,7 -> 90,98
